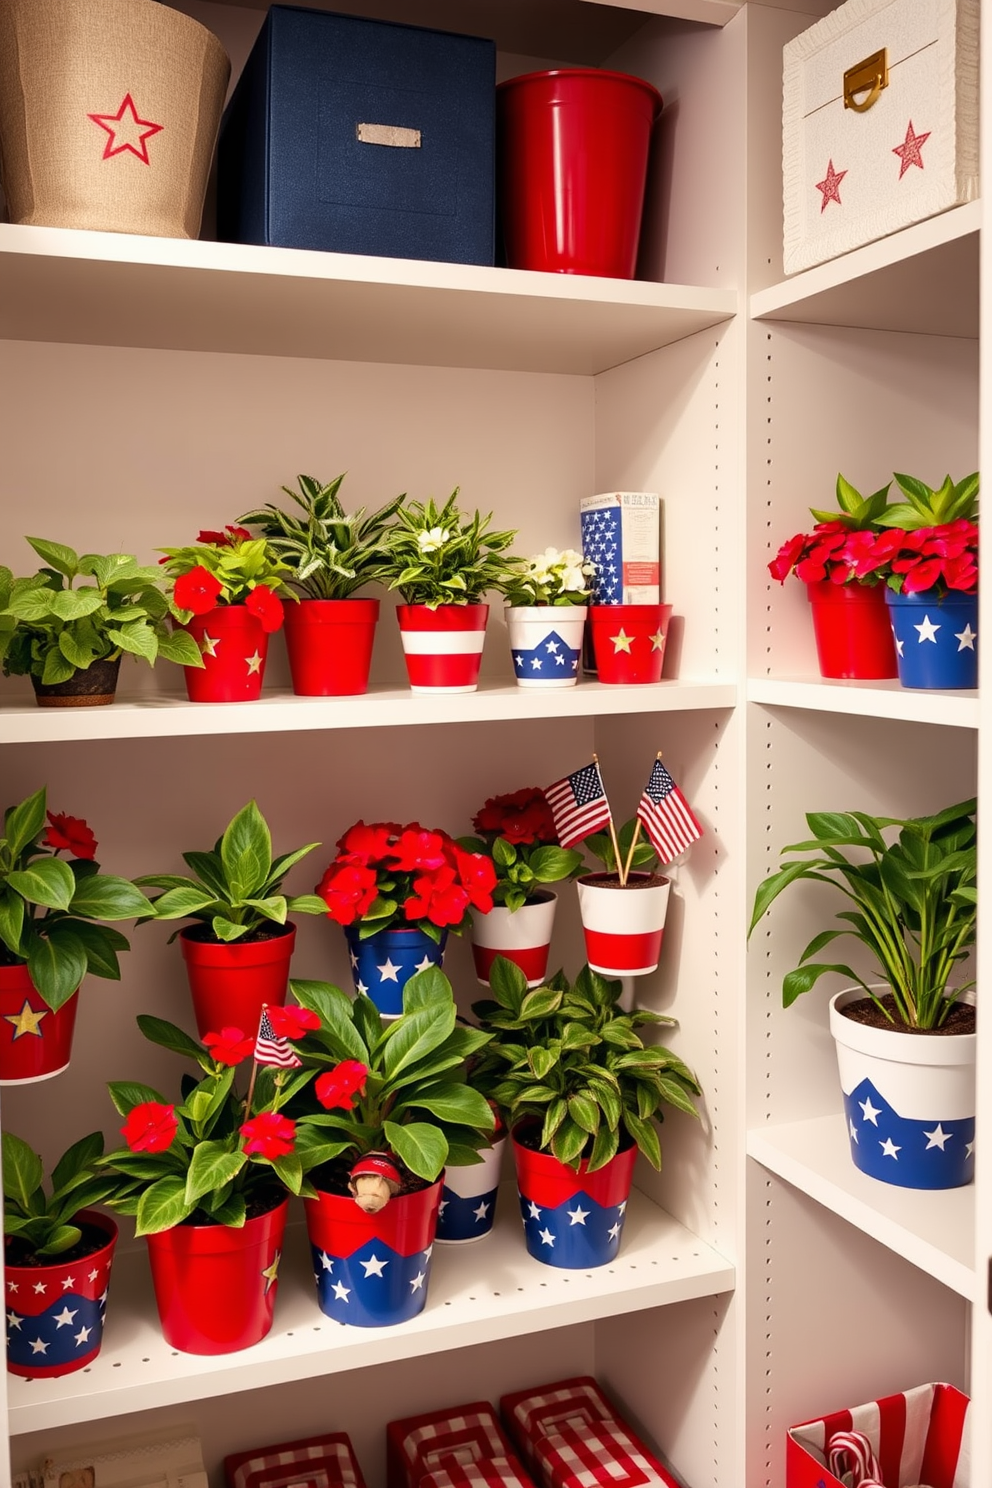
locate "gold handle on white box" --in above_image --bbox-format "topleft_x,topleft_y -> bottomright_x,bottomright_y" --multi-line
843,48 -> 888,112
356,123 -> 422,148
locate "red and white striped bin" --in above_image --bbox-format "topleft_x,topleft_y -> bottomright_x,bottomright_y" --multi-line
397,604 -> 489,693
786,1382 -> 970,1488
575,874 -> 670,977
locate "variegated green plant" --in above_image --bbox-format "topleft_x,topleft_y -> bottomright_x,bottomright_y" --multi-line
383,491 -> 520,608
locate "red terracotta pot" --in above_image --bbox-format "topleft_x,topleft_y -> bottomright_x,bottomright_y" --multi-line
145,1195 -> 288,1354
180,605 -> 271,702
180,923 -> 295,1040
396,604 -> 488,693
806,581 -> 898,679
284,598 -> 380,696
589,604 -> 672,684
5,1210 -> 117,1378
0,965 -> 78,1084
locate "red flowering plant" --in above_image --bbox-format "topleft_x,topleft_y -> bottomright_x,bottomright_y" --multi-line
316,819 -> 497,942
849,471 -> 979,596
457,787 -> 584,912
768,473 -> 893,588
0,785 -> 154,1012
157,526 -> 295,635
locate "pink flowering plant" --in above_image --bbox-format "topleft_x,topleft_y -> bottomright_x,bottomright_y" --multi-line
768,474 -> 893,588
855,471 -> 979,596
158,526 -> 295,634
457,788 -> 584,912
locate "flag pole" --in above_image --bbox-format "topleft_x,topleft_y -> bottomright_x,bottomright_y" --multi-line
621,751 -> 662,884
592,752 -> 624,886
244,1004 -> 265,1116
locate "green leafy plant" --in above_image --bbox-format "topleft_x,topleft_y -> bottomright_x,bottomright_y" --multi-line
239,473 -> 404,600
458,788 -> 584,912
768,474 -> 893,587
584,819 -> 660,879
136,800 -> 328,943
474,959 -> 701,1171
158,527 -> 295,633
0,539 -> 202,686
875,471 -> 979,532
383,491 -> 520,608
3,1131 -> 117,1258
748,798 -> 977,1029
0,786 -> 154,1010
503,547 -> 596,607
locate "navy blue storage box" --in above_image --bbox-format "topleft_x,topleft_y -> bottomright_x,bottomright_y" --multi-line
218,6 -> 495,265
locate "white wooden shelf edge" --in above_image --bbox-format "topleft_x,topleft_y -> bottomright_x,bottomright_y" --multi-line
6,1187 -> 734,1436
747,1116 -> 975,1300
578,0 -> 741,25
746,676 -> 980,728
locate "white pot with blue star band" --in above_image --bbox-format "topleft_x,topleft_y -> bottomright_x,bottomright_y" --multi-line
830,988 -> 976,1190
505,606 -> 586,688
884,587 -> 978,690
435,1136 -> 506,1243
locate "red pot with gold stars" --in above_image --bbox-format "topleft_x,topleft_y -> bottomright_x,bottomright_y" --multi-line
144,1193 -> 288,1354
0,965 -> 78,1085
180,604 -> 271,703
589,603 -> 672,684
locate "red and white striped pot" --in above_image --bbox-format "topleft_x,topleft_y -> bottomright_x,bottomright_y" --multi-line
576,872 -> 670,977
470,891 -> 557,988
396,604 -> 488,693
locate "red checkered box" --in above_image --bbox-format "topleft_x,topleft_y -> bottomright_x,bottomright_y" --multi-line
224,1434 -> 366,1488
419,1456 -> 536,1488
500,1378 -> 614,1471
499,1380 -> 681,1488
388,1404 -> 524,1488
786,1382 -> 970,1488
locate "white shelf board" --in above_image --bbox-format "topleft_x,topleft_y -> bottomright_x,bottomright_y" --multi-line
0,679 -> 737,746
7,1186 -> 734,1435
747,676 -> 980,728
0,225 -> 736,374
750,202 -> 980,339
747,1116 -> 974,1299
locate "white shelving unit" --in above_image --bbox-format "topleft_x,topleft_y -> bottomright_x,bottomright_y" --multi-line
0,0 -> 988,1484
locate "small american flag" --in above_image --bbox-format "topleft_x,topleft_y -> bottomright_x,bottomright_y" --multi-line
636,759 -> 703,863
254,1006 -> 302,1069
544,762 -> 611,849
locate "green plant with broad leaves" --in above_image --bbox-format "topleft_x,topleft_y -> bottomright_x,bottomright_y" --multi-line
875,471 -> 979,531
458,787 -> 584,912
584,819 -> 660,878
383,490 -> 520,608
473,959 -> 701,1171
291,966 -> 495,1183
0,786 -> 154,1011
748,798 -> 977,1029
0,538 -> 202,686
808,472 -> 893,529
136,800 -> 328,944
239,473 -> 404,600
3,1131 -> 117,1258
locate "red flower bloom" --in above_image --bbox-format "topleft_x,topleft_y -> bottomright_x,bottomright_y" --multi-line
900,556 -> 945,594
453,845 -> 497,913
335,821 -> 398,864
245,584 -> 284,633
404,864 -> 470,927
239,1111 -> 296,1160
315,1060 -> 368,1110
44,811 -> 97,860
197,529 -> 229,546
317,862 -> 379,924
202,1026 -> 255,1065
265,1004 -> 320,1039
122,1102 -> 178,1154
474,788 -> 557,846
768,533 -> 806,583
174,565 -> 223,615
943,553 -> 978,592
226,525 -> 252,543
390,828 -> 449,872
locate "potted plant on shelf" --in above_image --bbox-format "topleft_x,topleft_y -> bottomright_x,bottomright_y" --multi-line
158,526 -> 294,702
101,1010 -> 316,1354
290,966 -> 495,1325
473,958 -> 701,1268
749,798 -> 978,1189
3,1130 -> 119,1379
316,819 -> 497,1017
136,800 -> 328,1038
0,786 -> 154,1083
239,473 -> 403,696
0,539 -> 203,706
576,820 -> 671,979
767,473 -> 898,680
457,787 -> 584,989
502,547 -> 595,688
433,1038 -> 508,1247
382,491 -> 520,693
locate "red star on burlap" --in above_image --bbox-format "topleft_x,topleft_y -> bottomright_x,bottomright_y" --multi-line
88,93 -> 164,165
815,159 -> 847,212
892,120 -> 931,180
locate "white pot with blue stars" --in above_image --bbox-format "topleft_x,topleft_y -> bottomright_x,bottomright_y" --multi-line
830,987 -> 976,1190
435,1135 -> 506,1244
505,606 -> 586,688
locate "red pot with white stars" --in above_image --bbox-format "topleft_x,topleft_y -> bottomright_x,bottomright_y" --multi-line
180,605 -> 271,702
5,1210 -> 117,1378
589,604 -> 671,684
0,965 -> 78,1085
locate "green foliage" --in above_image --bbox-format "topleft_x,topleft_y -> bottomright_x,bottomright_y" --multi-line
502,547 -> 596,607
0,539 -> 202,685
809,473 -> 892,529
873,471 -> 979,532
292,966 -> 495,1184
383,490 -> 521,608
473,960 -> 701,1172
239,473 -> 404,600
749,799 -> 977,1028
137,800 -> 327,943
584,819 -> 660,877
458,834 -> 583,912
3,1131 -> 117,1257
158,534 -> 294,615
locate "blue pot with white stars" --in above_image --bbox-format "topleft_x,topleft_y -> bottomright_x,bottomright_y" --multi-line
345,926 -> 447,1019
435,1136 -> 506,1244
505,606 -> 586,689
5,1210 -> 117,1377
511,1124 -> 637,1268
830,988 -> 976,1190
885,587 -> 978,689
304,1178 -> 442,1327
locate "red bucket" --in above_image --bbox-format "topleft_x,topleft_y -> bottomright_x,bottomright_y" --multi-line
284,598 -> 380,696
806,581 -> 898,679
497,68 -> 662,279
180,605 -> 270,702
0,966 -> 78,1084
180,923 -> 295,1039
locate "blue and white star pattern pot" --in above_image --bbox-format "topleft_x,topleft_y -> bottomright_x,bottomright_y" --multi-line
344,926 -> 447,1018
435,1136 -> 506,1243
505,606 -> 585,688
511,1129 -> 636,1268
885,587 -> 978,689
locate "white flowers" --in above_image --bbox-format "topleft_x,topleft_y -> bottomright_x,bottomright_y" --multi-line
526,547 -> 595,598
417,527 -> 450,554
